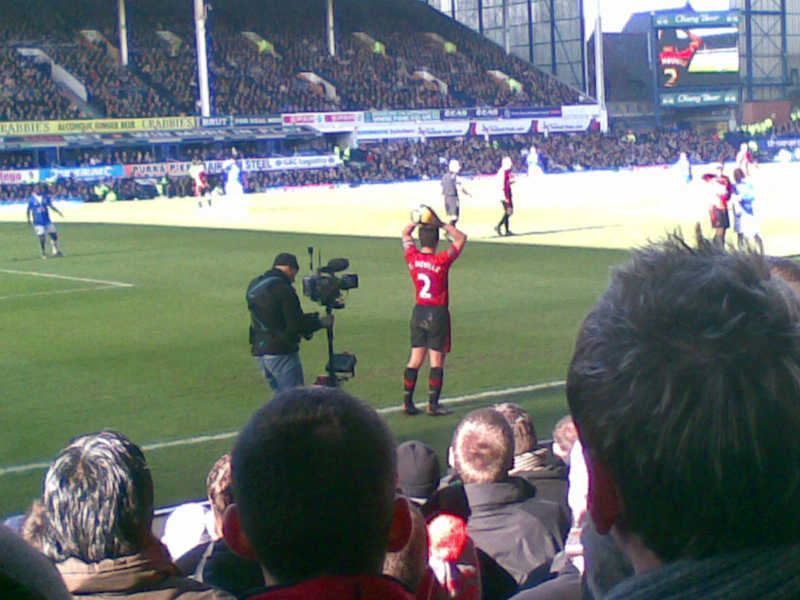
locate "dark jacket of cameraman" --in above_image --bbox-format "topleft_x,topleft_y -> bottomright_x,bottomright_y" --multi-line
247,268 -> 319,356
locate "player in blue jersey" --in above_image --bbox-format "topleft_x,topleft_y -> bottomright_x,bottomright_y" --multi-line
223,147 -> 245,198
732,168 -> 763,254
26,186 -> 64,259
676,151 -> 692,184
526,144 -> 543,178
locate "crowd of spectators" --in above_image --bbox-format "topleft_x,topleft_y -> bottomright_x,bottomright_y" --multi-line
4,384 -> 584,599
0,49 -> 81,121
45,38 -> 179,118
0,0 -> 584,121
0,127 -> 745,203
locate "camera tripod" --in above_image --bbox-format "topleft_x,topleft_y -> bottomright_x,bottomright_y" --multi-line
315,306 -> 356,387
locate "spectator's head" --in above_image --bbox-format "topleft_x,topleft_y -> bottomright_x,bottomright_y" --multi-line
396,440 -> 441,503
0,524 -> 71,600
768,256 -> 800,298
206,453 -> 233,539
20,499 -> 47,551
567,234 -> 800,569
39,430 -> 154,563
225,386 -> 410,586
551,414 -> 578,465
492,402 -> 537,456
450,408 -> 514,484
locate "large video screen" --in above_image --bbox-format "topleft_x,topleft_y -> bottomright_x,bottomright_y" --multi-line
656,25 -> 739,89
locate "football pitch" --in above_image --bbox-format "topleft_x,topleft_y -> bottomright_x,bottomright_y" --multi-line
1,165 -> 797,519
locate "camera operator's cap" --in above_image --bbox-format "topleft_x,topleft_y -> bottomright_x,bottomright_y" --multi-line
397,440 -> 441,501
273,252 -> 300,270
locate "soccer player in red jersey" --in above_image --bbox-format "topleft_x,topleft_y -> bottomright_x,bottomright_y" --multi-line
701,162 -> 734,247
736,142 -> 756,177
494,156 -> 515,236
401,217 -> 467,416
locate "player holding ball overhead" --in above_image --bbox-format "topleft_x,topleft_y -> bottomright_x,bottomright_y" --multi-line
401,206 -> 467,416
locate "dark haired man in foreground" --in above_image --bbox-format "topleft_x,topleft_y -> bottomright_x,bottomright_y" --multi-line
401,214 -> 467,416
567,234 -> 800,598
223,386 -> 415,599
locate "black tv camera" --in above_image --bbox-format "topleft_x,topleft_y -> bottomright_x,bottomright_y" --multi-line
302,256 -> 359,310
302,247 -> 358,386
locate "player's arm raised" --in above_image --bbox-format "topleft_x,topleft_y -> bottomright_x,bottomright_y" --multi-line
442,223 -> 467,252
402,222 -> 416,244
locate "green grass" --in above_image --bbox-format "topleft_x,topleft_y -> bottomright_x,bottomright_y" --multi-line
0,222 -> 628,517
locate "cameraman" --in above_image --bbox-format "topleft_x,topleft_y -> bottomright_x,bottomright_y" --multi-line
247,253 -> 331,394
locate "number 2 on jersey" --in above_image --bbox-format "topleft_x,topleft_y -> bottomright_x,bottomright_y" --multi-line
417,273 -> 432,299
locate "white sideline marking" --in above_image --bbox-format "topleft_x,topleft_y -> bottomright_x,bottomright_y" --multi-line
0,380 -> 565,477
0,268 -> 135,300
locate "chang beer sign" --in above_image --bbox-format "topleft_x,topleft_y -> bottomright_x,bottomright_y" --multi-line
660,89 -> 739,107
653,11 -> 739,28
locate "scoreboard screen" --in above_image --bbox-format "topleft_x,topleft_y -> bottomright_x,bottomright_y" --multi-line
652,11 -> 740,96
656,26 -> 739,89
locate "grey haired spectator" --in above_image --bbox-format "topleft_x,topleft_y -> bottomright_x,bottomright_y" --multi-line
36,429 -> 233,599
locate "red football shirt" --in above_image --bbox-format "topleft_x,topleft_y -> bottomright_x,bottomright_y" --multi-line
702,173 -> 733,209
404,243 -> 461,307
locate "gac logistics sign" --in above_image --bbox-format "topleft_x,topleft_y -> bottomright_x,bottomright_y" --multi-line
124,155 -> 342,178
0,116 -> 198,136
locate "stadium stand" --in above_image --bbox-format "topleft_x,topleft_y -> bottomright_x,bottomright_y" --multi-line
0,0 -> 584,120
0,49 -> 82,121
0,0 -> 785,205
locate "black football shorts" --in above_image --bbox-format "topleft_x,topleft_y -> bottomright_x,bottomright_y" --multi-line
410,304 -> 451,353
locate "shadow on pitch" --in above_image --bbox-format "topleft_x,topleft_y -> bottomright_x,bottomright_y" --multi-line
489,224 -> 621,238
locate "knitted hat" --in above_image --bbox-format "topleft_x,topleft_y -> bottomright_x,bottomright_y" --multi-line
273,253 -> 299,270
397,440 -> 441,500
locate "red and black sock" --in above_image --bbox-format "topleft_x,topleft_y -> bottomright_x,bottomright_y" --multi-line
403,367 -> 418,407
429,367 -> 443,406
